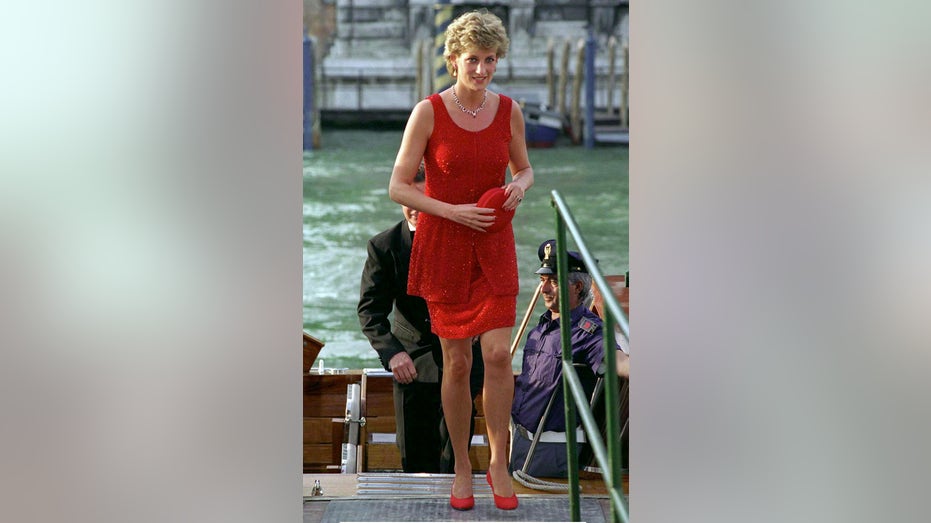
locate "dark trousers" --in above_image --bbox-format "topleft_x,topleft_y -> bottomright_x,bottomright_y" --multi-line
394,344 -> 484,473
509,428 -> 582,478
393,380 -> 444,473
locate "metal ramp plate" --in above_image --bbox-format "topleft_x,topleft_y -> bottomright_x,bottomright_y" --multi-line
319,496 -> 607,522
356,473 -> 491,497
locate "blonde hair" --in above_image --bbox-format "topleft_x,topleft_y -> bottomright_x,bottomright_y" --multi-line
443,10 -> 510,77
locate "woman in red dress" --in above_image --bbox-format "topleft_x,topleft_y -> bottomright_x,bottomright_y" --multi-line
388,9 -> 534,512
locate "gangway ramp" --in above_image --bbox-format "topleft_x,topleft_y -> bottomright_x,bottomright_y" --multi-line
304,472 -> 626,522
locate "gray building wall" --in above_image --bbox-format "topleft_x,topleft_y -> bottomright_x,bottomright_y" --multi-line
310,0 -> 629,117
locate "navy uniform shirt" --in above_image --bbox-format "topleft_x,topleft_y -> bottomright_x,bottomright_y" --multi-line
512,305 -> 620,433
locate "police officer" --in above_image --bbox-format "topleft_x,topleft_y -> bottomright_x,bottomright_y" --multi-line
509,239 -> 628,477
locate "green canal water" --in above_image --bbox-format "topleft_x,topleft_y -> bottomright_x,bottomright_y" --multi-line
304,129 -> 628,370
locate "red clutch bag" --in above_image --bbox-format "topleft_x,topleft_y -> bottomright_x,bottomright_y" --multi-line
476,187 -> 515,233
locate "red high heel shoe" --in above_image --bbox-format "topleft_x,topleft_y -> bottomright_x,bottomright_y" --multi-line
450,488 -> 474,511
486,471 -> 519,510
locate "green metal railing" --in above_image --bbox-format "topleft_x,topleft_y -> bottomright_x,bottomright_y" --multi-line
552,190 -> 629,523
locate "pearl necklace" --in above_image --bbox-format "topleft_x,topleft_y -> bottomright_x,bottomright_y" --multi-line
452,88 -> 487,118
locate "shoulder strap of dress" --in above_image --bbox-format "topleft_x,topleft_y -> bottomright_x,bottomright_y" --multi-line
428,92 -> 445,116
496,94 -> 513,126
427,93 -> 452,128
498,94 -> 512,114
496,94 -> 513,132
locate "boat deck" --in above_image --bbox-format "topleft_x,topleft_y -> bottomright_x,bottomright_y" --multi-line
303,472 -> 628,522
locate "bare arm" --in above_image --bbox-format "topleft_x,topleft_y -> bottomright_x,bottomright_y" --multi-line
501,101 -> 535,210
616,332 -> 630,378
388,99 -> 495,232
616,352 -> 630,379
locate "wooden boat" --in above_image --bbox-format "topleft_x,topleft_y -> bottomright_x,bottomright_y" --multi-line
303,331 -> 491,474
302,275 -> 629,521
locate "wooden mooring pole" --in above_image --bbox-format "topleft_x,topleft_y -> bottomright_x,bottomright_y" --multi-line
584,32 -> 595,149
546,38 -> 555,109
433,1 -> 453,93
621,42 -> 629,128
424,39 -> 432,97
558,39 -> 571,116
570,38 -> 585,144
415,39 -> 424,101
607,36 -> 617,116
303,33 -> 321,151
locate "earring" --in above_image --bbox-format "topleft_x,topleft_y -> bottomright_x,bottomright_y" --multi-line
452,68 -> 457,77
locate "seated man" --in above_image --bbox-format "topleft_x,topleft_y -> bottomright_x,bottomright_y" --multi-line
509,240 -> 629,478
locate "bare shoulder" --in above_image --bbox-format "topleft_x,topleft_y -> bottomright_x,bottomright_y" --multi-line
404,98 -> 436,138
411,98 -> 435,121
509,97 -> 526,125
508,97 -> 524,117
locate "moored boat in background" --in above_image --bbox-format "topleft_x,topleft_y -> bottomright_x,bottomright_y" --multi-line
523,102 -> 567,148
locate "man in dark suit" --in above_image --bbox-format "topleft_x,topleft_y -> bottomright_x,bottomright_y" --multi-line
358,167 -> 483,473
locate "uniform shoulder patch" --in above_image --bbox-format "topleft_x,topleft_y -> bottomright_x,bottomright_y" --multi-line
577,317 -> 597,334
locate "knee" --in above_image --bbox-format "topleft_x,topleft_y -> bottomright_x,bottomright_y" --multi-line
444,354 -> 472,381
481,346 -> 511,369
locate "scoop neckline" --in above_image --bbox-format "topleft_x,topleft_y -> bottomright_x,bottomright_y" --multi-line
436,92 -> 505,133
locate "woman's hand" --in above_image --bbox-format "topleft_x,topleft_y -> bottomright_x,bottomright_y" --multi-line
445,203 -> 496,232
502,182 -> 526,210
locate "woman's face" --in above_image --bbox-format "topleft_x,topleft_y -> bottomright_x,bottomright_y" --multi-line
454,48 -> 498,90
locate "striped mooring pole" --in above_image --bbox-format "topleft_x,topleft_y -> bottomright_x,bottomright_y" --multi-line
433,1 -> 453,93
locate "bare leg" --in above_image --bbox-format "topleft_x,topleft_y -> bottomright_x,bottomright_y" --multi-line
440,337 -> 474,499
480,327 -> 515,497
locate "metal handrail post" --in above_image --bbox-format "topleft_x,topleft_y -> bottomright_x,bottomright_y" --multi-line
603,314 -> 623,523
551,190 -> 629,523
556,212 -> 581,522
563,367 -> 628,521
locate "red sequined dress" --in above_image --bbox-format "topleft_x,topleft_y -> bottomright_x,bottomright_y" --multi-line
407,93 -> 519,339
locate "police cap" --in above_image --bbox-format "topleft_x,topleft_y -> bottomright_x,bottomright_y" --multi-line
534,239 -> 589,275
